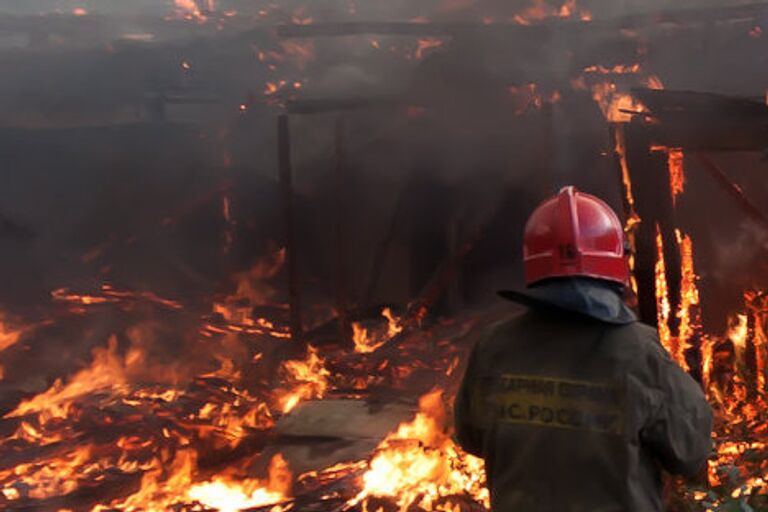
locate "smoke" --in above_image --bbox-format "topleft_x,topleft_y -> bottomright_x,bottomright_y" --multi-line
0,0 -> 765,314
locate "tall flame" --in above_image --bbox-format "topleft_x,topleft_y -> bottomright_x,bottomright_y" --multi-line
654,226 -> 674,357
276,346 -> 330,413
613,126 -> 641,295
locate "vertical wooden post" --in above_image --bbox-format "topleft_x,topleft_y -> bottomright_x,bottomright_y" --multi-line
362,187 -> 406,309
278,114 -> 304,346
445,215 -> 464,313
623,122 -> 682,331
334,117 -> 352,346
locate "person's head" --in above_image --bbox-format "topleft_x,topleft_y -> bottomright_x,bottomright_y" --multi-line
523,186 -> 629,288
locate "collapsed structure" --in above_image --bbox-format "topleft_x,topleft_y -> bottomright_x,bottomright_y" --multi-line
0,0 -> 766,511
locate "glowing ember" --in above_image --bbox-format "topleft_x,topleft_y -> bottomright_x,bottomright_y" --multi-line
513,0 -> 591,24
508,83 -> 561,115
412,38 -> 445,60
51,284 -> 182,313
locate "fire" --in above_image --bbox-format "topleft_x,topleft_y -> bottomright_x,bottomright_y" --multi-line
728,313 -> 749,367
276,346 -> 331,413
613,127 -> 641,294
668,148 -> 686,205
508,83 -> 562,115
746,291 -> 768,392
353,308 -> 404,354
0,445 -> 96,500
174,0 -> 207,21
676,230 -> 700,357
206,249 -> 291,338
513,0 -> 591,24
582,63 -> 662,122
347,388 -> 489,511
97,449 -> 285,512
411,38 -> 445,60
0,316 -> 23,354
6,336 -> 129,422
654,227 -> 701,372
651,146 -> 686,205
51,284 -> 182,313
591,84 -> 647,123
187,453 -> 291,512
383,308 -> 404,338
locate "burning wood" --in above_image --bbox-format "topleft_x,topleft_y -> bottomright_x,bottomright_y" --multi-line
0,266 -> 493,511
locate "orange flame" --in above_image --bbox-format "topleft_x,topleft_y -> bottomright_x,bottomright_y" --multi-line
613,126 -> 640,295
513,0 -> 591,24
652,146 -> 685,205
654,227 -> 700,372
187,454 -> 291,512
276,346 -> 330,413
6,336 -> 129,422
654,226 -> 673,355
174,0 -> 206,21
353,308 -> 404,354
676,230 -> 700,364
347,388 -> 489,511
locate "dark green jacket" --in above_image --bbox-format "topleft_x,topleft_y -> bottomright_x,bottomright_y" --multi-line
454,282 -> 713,512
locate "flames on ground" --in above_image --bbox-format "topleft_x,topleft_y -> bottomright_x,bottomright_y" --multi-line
0,257 -> 489,511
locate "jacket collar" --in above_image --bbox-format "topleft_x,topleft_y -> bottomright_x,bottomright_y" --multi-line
498,278 -> 637,325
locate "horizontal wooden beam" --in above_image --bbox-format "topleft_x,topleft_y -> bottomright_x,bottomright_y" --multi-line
630,89 -> 768,152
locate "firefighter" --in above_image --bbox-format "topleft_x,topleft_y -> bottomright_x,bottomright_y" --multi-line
454,186 -> 713,512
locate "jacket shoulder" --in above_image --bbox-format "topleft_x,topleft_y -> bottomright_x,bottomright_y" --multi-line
612,321 -> 669,359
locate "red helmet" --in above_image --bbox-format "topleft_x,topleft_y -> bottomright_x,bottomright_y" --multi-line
523,186 -> 628,286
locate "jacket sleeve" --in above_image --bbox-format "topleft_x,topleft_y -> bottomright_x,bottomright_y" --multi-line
454,342 -> 484,457
639,348 -> 714,477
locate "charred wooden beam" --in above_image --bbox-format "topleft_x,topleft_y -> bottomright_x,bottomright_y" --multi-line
694,153 -> 768,232
334,118 -> 352,347
632,88 -> 768,151
623,121 -> 682,330
278,2 -> 768,39
277,115 -> 304,347
362,190 -> 405,309
286,96 -> 405,116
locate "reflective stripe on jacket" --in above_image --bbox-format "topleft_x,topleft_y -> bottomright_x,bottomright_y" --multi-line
454,305 -> 713,512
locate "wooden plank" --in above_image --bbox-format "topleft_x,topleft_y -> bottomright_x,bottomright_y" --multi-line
623,122 -> 682,329
334,117 -> 352,346
695,153 -> 768,231
277,2 -> 768,39
632,89 -> 768,151
277,114 -> 304,347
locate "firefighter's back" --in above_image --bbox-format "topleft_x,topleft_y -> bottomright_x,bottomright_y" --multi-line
455,308 -> 711,512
